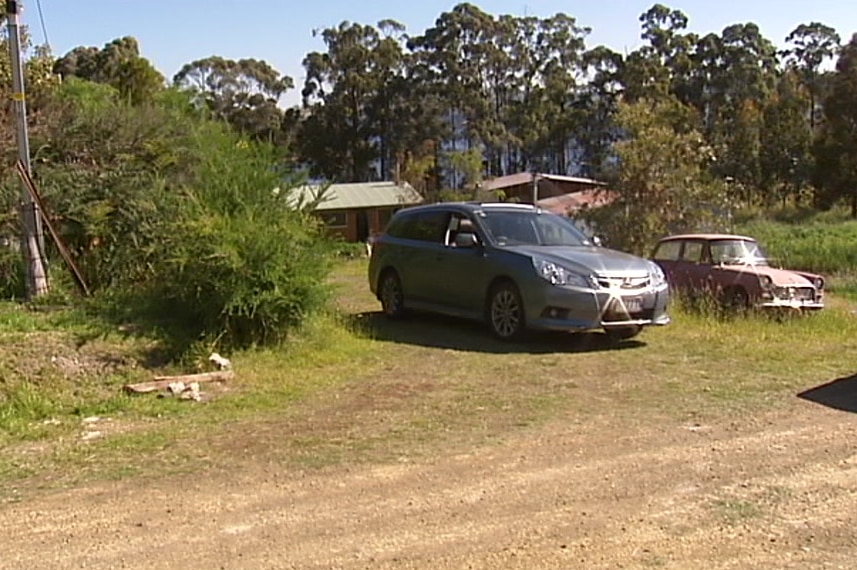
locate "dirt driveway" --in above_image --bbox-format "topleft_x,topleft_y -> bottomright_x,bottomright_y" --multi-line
2,378 -> 856,569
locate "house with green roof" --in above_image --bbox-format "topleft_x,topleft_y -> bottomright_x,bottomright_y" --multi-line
288,181 -> 423,242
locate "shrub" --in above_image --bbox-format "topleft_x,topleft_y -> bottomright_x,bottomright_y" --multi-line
17,81 -> 334,353
147,120 -> 335,349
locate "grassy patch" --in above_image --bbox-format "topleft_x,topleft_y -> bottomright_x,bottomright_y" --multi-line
0,298 -> 384,497
711,498 -> 763,525
736,209 -> 857,274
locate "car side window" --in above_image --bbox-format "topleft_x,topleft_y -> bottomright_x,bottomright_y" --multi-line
395,211 -> 449,243
653,241 -> 681,261
682,241 -> 705,263
445,214 -> 479,246
385,215 -> 408,238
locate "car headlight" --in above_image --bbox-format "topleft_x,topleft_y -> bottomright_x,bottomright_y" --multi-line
814,277 -> 824,290
533,257 -> 593,288
759,275 -> 773,289
648,261 -> 667,287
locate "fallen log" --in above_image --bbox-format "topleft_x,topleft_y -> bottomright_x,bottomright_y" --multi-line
123,370 -> 234,394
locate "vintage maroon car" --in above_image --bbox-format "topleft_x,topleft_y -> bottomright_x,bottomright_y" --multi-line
651,234 -> 824,311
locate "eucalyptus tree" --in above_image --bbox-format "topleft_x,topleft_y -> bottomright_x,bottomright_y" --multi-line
298,19 -> 421,182
619,4 -> 697,108
783,22 -> 840,131
704,24 -> 779,202
500,12 -> 590,175
408,3 -> 500,182
410,4 -> 593,184
54,37 -> 163,105
585,96 -> 725,255
814,34 -> 857,216
760,70 -> 813,205
173,56 -> 292,142
575,45 -> 624,178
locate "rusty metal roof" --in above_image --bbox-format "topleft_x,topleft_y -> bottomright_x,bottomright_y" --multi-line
483,172 -> 606,191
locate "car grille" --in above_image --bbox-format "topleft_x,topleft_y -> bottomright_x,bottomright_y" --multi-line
774,286 -> 816,301
596,276 -> 651,290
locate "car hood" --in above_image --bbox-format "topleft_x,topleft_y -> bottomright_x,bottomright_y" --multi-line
505,245 -> 652,276
720,264 -> 819,286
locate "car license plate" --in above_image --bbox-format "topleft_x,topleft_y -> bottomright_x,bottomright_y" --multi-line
623,296 -> 642,313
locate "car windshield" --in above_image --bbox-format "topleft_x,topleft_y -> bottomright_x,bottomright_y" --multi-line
480,210 -> 591,247
710,239 -> 768,266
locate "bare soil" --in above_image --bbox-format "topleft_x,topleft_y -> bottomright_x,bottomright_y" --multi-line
2,268 -> 856,569
1,399 -> 855,570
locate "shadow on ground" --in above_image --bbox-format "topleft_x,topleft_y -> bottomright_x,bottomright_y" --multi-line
798,375 -> 857,413
346,311 -> 645,355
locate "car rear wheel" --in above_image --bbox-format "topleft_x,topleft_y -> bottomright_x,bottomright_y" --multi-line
488,282 -> 525,340
379,271 -> 405,318
604,325 -> 642,341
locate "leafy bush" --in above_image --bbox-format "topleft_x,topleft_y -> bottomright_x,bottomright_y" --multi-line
13,80 -> 334,353
580,98 -> 729,255
331,240 -> 368,259
30,82 -> 197,290
147,127 -> 333,349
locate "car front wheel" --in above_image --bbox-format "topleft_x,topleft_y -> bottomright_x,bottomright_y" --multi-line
379,271 -> 405,318
488,282 -> 525,340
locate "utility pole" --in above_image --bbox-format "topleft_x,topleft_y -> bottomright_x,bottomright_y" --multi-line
6,0 -> 48,297
531,169 -> 539,205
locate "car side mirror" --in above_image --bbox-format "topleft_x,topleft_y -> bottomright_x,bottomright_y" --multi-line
454,232 -> 479,248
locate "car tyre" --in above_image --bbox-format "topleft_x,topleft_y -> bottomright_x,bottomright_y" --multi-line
488,281 -> 526,340
604,325 -> 642,342
379,270 -> 406,319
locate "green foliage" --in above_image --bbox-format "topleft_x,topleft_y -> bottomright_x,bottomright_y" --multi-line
29,81 -> 196,290
173,56 -> 293,142
299,20 -> 412,181
53,36 -> 164,105
10,79 -> 334,354
736,210 -> 857,274
584,97 -> 728,254
760,71 -> 812,204
783,22 -> 841,131
445,147 -> 484,192
813,34 -> 857,216
0,244 -> 25,300
145,132 -> 333,350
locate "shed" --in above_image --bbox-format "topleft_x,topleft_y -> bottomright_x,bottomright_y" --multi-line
482,172 -> 607,204
289,181 -> 423,242
536,189 -> 618,216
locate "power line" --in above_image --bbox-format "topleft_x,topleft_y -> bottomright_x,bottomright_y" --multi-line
34,0 -> 50,50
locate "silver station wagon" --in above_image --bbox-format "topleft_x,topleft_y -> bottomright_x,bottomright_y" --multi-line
368,202 -> 670,341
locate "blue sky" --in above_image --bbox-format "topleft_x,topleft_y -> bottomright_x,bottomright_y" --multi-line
32,0 -> 856,106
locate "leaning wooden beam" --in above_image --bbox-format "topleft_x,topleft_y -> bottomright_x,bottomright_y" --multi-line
123,370 -> 234,394
15,160 -> 91,296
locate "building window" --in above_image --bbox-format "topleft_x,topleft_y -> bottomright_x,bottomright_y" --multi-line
322,211 -> 347,228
